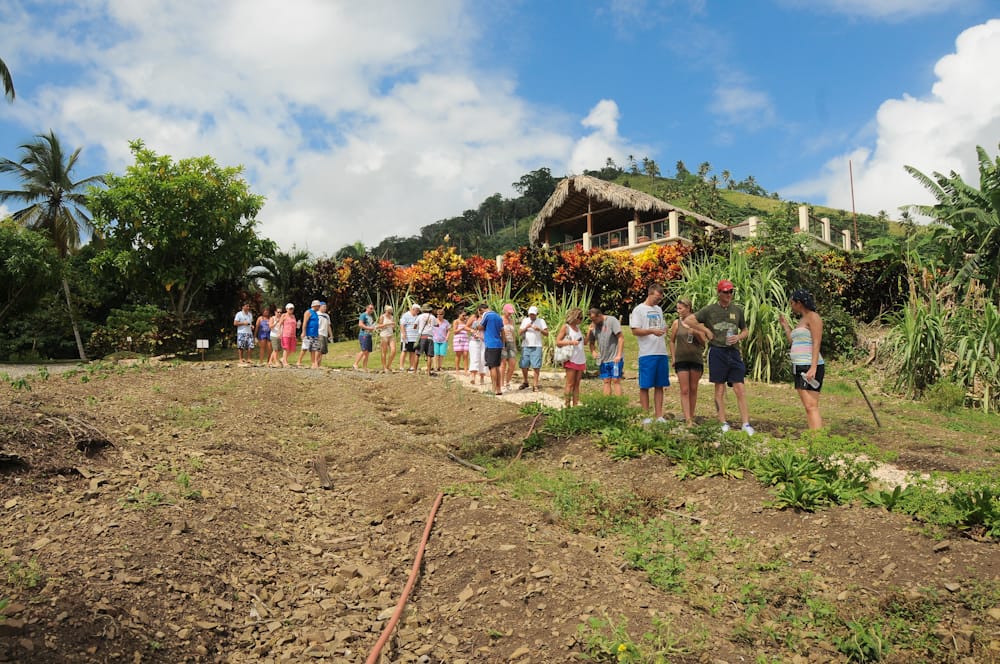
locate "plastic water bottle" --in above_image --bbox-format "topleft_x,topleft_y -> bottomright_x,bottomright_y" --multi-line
801,373 -> 820,389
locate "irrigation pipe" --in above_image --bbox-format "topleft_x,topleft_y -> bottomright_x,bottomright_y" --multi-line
367,412 -> 543,662
365,491 -> 444,664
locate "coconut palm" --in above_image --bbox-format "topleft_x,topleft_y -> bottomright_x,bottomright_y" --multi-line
0,130 -> 105,359
249,246 -> 312,303
1,56 -> 13,101
904,143 -> 1000,304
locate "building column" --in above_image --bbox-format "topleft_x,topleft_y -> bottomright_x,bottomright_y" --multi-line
496,255 -> 503,272
843,229 -> 852,251
821,217 -> 831,243
748,216 -> 758,238
798,205 -> 810,233
582,232 -> 592,251
668,211 -> 679,239
627,221 -> 637,247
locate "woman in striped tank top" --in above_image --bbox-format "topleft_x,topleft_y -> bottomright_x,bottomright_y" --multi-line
779,289 -> 824,429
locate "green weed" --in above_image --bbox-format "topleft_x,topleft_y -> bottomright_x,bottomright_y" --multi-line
577,614 -> 703,662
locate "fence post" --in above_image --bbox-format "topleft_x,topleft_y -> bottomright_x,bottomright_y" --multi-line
628,220 -> 637,247
821,217 -> 831,243
496,255 -> 503,272
748,216 -> 758,238
582,232 -> 592,252
668,211 -> 679,239
843,229 -> 852,251
798,205 -> 810,234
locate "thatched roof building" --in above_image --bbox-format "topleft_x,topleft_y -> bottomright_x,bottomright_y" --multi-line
528,175 -> 727,247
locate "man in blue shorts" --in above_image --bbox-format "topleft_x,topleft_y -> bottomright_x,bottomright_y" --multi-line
629,283 -> 670,425
587,307 -> 624,396
683,279 -> 754,436
518,306 -> 548,392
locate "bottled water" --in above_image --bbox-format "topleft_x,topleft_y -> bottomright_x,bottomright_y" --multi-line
801,373 -> 820,389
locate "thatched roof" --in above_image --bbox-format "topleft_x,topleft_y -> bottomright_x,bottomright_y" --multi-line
528,175 -> 726,245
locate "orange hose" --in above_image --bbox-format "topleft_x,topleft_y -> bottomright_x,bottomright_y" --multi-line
365,491 -> 444,664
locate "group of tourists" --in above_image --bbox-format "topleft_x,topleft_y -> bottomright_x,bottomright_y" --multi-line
621,280 -> 824,433
235,280 -> 825,431
233,300 -> 333,369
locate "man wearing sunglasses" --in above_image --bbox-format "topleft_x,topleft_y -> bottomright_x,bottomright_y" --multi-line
682,279 -> 755,436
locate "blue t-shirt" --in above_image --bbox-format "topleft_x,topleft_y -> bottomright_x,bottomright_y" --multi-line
304,309 -> 320,337
481,311 -> 504,349
359,312 -> 373,337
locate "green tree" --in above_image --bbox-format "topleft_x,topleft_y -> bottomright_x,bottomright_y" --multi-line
89,140 -> 266,325
334,241 -> 367,261
0,130 -> 105,359
641,157 -> 660,178
0,221 -> 59,319
904,143 -> 1000,304
512,167 -> 557,212
0,56 -> 13,101
249,246 -> 311,304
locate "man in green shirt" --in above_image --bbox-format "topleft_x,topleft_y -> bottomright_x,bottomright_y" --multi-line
683,279 -> 754,436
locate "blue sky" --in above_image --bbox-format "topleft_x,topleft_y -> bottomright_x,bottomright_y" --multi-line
1,0 -> 998,256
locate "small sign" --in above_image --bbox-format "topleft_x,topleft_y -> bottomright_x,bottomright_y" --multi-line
196,339 -> 210,349
126,336 -> 133,343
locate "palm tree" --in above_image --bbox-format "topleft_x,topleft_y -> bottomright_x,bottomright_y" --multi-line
0,130 -> 105,359
249,246 -> 312,303
904,143 -> 1000,304
0,56 -> 13,101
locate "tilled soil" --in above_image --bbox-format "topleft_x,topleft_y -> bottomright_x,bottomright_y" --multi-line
1,361 -> 998,663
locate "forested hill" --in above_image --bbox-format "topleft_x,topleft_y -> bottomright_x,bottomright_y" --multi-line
364,159 -> 893,264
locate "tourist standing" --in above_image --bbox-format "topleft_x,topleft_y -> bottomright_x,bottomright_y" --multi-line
377,305 -> 396,372
518,306 -> 548,392
478,302 -> 505,395
467,309 -> 485,385
629,283 -> 670,424
317,302 -> 333,362
267,308 -> 282,367
234,303 -> 254,366
779,289 -> 824,430
400,303 -> 420,372
587,307 -> 624,397
255,306 -> 272,366
452,311 -> 470,372
669,297 -> 708,426
555,307 -> 587,407
500,304 -> 519,389
414,303 -> 437,376
353,303 -> 376,371
683,279 -> 754,436
280,303 -> 297,368
432,309 -> 451,372
300,300 -> 322,369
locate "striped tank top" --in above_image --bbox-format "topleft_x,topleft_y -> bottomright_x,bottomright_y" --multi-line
790,326 -> 824,366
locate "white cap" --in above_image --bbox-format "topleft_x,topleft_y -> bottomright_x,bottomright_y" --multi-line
527,306 -> 539,315
285,303 -> 294,309
311,299 -> 321,307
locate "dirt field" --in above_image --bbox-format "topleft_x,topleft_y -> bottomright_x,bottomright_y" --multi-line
1,360 -> 998,663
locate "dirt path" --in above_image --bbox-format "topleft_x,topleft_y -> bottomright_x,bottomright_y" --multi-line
1,361 -> 997,663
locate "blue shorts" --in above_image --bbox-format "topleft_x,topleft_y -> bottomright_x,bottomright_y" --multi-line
434,341 -> 448,357
520,346 -> 542,369
599,359 -> 623,380
637,355 -> 670,389
707,346 -> 746,384
359,335 -> 373,353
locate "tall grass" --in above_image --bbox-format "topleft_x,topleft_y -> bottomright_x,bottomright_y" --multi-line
533,286 -> 591,367
668,252 -> 789,382
885,296 -> 946,397
950,297 -> 1000,412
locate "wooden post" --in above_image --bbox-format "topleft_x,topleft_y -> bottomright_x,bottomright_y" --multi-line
586,199 -> 593,237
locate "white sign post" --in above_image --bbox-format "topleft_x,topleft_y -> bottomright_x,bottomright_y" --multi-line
196,339 -> 209,361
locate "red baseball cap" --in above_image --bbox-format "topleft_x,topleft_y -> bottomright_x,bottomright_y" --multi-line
717,279 -> 734,292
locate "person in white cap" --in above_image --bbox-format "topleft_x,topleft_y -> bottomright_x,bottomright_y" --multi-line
297,299 -> 322,368
518,305 -> 548,391
279,303 -> 297,367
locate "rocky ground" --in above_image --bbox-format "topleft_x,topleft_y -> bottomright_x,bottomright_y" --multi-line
1,360 -> 998,663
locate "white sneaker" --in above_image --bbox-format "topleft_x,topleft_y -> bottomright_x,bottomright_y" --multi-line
655,417 -> 668,424
642,417 -> 653,426
742,423 -> 755,436
720,422 -> 730,433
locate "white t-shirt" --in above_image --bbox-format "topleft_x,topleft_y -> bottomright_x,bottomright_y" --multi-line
234,310 -> 253,334
519,316 -> 547,347
629,303 -> 668,357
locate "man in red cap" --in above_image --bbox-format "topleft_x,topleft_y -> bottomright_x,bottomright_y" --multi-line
683,279 -> 754,436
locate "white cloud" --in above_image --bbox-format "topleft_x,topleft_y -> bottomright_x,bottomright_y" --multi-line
709,81 -> 777,130
567,99 -> 650,175
0,0 -> 584,255
777,0 -> 968,20
785,19 -> 1000,218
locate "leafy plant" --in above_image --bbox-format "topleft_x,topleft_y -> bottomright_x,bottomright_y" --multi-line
833,618 -> 889,662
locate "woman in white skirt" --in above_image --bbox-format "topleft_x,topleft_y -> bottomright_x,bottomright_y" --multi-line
467,309 -> 486,385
